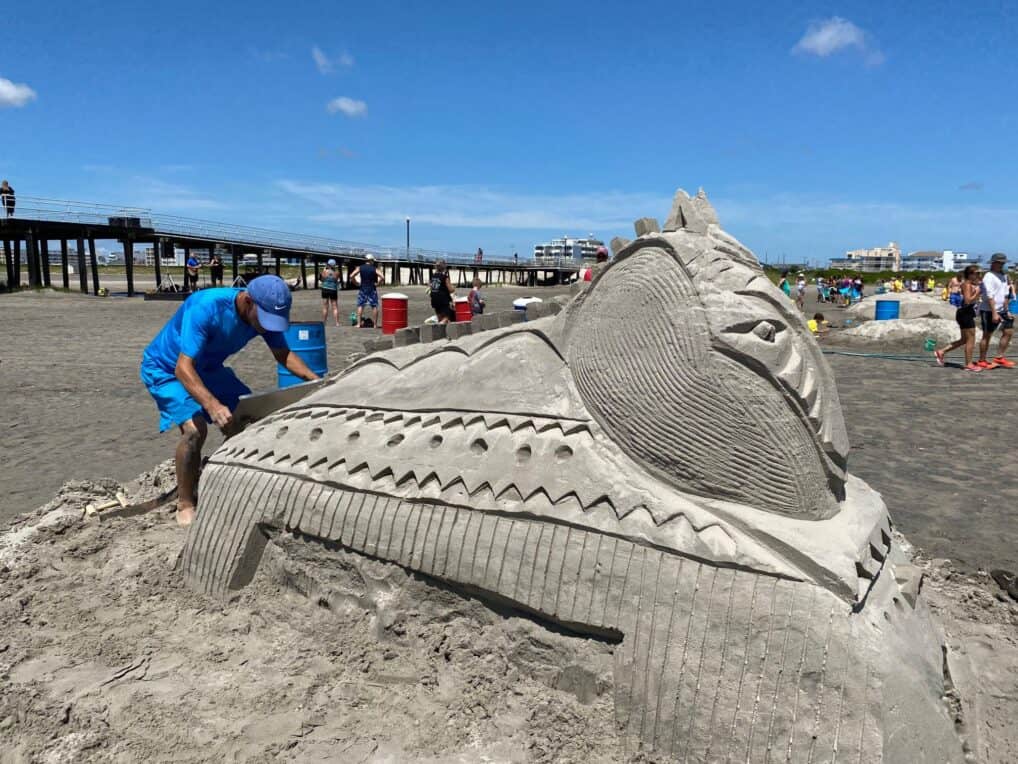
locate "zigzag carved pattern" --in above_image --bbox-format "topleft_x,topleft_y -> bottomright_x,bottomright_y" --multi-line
213,448 -> 730,542
255,406 -> 592,438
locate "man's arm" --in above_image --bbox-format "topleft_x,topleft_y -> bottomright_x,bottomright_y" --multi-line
270,346 -> 321,382
175,353 -> 233,427
350,266 -> 361,287
376,269 -> 384,286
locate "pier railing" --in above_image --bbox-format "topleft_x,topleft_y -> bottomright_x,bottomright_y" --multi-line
5,196 -> 583,272
8,196 -> 152,228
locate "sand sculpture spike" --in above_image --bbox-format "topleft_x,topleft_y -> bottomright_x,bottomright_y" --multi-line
181,187 -> 963,762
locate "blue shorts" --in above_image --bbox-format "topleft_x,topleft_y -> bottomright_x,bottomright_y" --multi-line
356,288 -> 378,308
140,363 -> 251,432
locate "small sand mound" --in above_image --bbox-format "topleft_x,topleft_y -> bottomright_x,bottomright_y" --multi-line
835,317 -> 981,348
848,293 -> 956,321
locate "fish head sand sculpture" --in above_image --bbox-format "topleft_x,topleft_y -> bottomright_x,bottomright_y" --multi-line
181,188 -> 963,761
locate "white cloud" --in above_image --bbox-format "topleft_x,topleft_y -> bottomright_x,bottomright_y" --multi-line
312,46 -> 354,74
312,45 -> 332,74
277,180 -> 668,230
0,77 -> 37,108
326,96 -> 367,118
793,17 -> 884,65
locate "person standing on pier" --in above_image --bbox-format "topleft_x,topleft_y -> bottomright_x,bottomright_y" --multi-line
1,180 -> 14,217
351,254 -> 383,328
140,276 -> 321,526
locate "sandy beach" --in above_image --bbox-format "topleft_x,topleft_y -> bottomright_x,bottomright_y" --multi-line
2,287 -> 1015,571
2,287 -> 1017,762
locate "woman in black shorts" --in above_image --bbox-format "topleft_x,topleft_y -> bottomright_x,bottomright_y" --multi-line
429,259 -> 455,323
934,265 -> 982,371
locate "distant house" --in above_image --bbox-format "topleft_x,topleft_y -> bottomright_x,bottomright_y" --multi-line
829,242 -> 901,272
901,250 -> 979,272
533,235 -> 605,263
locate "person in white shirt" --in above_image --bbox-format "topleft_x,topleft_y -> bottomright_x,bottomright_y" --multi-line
977,253 -> 1015,369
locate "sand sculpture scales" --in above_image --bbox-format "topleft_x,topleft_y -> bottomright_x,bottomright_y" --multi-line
181,190 -> 961,761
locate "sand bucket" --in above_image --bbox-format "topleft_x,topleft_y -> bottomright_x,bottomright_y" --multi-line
278,321 -> 327,388
924,338 -> 936,352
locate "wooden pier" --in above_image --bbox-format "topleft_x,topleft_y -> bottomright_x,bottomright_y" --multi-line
0,197 -> 582,296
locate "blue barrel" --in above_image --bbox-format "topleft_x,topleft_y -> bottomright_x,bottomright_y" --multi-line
278,321 -> 327,388
874,299 -> 900,321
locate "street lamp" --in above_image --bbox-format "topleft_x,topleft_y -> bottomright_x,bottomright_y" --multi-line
405,217 -> 410,258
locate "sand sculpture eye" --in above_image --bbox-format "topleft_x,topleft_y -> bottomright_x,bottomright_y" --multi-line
752,320 -> 777,342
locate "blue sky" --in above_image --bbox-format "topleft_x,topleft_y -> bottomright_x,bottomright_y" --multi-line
3,0 -> 1018,263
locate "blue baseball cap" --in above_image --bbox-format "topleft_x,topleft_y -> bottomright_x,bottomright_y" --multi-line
246,275 -> 291,332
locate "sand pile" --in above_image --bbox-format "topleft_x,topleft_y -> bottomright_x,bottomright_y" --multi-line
0,466 -> 625,763
847,292 -> 956,321
3,468 -> 1017,762
834,317 -> 979,349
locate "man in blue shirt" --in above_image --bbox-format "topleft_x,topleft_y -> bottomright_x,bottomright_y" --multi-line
351,254 -> 384,327
185,254 -> 201,292
140,275 -> 320,526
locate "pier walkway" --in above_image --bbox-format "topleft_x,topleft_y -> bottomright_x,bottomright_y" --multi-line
0,197 -> 582,295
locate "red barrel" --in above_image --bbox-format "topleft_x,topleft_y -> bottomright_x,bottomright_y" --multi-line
381,292 -> 409,334
454,296 -> 472,322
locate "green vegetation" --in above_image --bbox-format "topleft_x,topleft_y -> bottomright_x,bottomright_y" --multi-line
762,266 -> 952,286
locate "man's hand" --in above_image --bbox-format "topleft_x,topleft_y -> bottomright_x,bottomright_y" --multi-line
992,311 -> 1000,324
207,400 -> 233,429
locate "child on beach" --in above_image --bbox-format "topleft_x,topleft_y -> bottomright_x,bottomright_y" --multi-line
807,313 -> 829,338
934,265 -> 983,371
468,277 -> 485,315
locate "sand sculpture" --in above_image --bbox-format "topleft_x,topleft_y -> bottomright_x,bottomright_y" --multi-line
181,189 -> 962,761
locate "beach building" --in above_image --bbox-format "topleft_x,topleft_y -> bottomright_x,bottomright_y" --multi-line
829,242 -> 901,272
533,235 -> 605,264
900,250 -> 979,272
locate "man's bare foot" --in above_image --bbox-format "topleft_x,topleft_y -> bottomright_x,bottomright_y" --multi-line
176,504 -> 197,527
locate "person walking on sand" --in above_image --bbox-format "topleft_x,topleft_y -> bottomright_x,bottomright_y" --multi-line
350,254 -> 383,328
429,259 -> 455,323
795,273 -> 806,311
468,277 -> 485,315
947,273 -> 962,307
185,253 -> 201,292
208,251 -> 224,287
320,258 -> 341,326
976,253 -> 1016,369
935,265 -> 984,371
139,276 -> 320,527
1,180 -> 14,217
777,270 -> 791,298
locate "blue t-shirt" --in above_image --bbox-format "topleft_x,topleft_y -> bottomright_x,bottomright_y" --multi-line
186,257 -> 199,268
142,288 -> 286,375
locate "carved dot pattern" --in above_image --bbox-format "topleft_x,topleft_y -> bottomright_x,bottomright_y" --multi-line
309,428 -> 323,442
